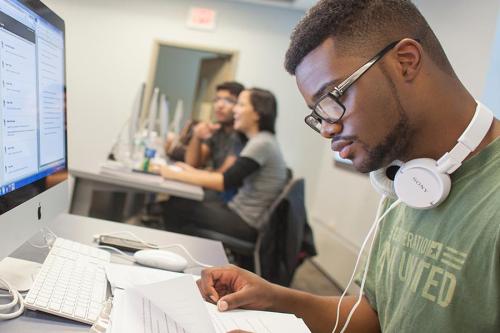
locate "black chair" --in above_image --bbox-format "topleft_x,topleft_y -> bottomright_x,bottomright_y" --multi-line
190,177 -> 312,282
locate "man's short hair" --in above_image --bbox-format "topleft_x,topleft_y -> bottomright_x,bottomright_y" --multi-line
285,0 -> 455,77
216,81 -> 245,97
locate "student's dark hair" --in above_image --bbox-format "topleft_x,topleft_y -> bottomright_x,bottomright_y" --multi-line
285,0 -> 455,77
216,81 -> 245,97
248,88 -> 277,134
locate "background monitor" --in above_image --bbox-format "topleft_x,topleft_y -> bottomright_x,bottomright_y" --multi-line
0,0 -> 67,260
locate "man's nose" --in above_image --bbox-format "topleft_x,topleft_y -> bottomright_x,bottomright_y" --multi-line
320,121 -> 342,139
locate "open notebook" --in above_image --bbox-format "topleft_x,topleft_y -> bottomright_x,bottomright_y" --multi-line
106,274 -> 310,333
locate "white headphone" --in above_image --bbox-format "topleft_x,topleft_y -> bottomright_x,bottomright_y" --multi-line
370,102 -> 494,209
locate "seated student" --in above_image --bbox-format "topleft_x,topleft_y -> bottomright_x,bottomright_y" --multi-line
159,88 -> 288,242
185,81 -> 245,173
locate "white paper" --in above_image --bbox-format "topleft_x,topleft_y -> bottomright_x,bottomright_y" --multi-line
206,302 -> 310,333
135,276 -> 215,333
109,288 -> 187,333
105,263 -> 189,290
107,273 -> 311,333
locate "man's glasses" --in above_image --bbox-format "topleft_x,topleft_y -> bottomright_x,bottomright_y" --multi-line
304,40 -> 400,133
213,96 -> 237,105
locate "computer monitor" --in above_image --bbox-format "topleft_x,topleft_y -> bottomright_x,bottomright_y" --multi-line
0,0 -> 67,260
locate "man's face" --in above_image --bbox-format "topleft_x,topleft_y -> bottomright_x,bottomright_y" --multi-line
213,89 -> 238,124
295,38 -> 412,173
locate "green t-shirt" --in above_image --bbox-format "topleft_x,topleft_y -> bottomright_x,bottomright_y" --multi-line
359,137 -> 500,332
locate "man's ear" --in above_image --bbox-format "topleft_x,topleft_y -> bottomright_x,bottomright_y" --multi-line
394,38 -> 423,81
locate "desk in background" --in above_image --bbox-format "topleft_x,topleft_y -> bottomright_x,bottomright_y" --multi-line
0,213 -> 227,333
70,167 -> 204,220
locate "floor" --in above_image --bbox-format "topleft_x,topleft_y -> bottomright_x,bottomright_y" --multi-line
290,259 -> 342,296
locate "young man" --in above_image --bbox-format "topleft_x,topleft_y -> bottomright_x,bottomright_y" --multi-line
185,81 -> 245,173
196,1 -> 500,332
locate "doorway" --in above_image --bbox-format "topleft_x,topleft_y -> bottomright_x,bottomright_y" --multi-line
143,41 -> 238,127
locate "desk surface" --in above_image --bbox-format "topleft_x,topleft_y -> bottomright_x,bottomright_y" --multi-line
0,213 -> 227,332
71,167 -> 204,201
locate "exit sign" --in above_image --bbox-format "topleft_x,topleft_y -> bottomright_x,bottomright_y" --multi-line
186,7 -> 217,31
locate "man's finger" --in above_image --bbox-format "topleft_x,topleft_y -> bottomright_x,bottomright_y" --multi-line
199,271 -> 220,302
218,287 -> 251,311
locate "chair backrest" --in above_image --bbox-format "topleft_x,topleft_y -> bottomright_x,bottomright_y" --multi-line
256,176 -> 298,230
254,178 -> 305,276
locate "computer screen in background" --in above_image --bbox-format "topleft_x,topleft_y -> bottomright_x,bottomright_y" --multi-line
0,0 -> 67,260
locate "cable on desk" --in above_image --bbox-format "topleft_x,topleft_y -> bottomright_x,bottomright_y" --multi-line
95,231 -> 213,270
0,277 -> 25,320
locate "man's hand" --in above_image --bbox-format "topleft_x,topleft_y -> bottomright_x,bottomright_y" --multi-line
194,122 -> 221,140
197,265 -> 276,312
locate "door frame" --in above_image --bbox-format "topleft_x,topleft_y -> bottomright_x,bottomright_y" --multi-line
142,40 -> 239,124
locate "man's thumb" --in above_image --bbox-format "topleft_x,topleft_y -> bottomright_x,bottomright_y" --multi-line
217,289 -> 250,312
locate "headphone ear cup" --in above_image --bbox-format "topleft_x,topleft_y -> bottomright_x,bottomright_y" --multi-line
394,158 -> 451,209
370,168 -> 397,199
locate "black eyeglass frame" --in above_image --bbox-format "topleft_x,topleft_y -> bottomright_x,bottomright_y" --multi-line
304,40 -> 402,133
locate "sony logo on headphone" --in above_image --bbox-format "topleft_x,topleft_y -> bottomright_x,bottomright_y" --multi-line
412,177 -> 428,193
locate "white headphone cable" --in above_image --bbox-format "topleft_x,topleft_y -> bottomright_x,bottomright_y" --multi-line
0,227 -> 58,320
331,197 -> 402,333
0,277 -> 25,320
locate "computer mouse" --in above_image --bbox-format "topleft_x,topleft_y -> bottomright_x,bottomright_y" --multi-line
133,249 -> 188,272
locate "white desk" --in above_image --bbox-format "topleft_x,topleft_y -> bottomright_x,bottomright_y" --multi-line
0,213 -> 227,332
70,167 -> 204,217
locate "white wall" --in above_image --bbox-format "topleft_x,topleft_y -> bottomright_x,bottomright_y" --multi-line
483,9 -> 500,117
309,0 -> 500,291
42,0 -> 321,194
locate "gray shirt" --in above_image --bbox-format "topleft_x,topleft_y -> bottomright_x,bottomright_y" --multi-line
228,132 -> 288,230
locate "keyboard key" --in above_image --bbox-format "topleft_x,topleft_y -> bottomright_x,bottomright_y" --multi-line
74,306 -> 87,319
24,237 -> 110,325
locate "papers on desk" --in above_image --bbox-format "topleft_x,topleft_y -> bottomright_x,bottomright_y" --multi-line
99,162 -> 204,201
100,164 -> 165,184
105,263 -> 187,290
106,266 -> 310,333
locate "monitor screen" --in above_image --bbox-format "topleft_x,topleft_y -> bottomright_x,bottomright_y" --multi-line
0,0 -> 66,215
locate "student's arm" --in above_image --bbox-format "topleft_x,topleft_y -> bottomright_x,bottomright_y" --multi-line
215,155 -> 237,173
197,265 -> 381,333
185,136 -> 211,168
185,122 -> 220,168
161,163 -> 223,191
162,156 -> 259,192
215,132 -> 245,173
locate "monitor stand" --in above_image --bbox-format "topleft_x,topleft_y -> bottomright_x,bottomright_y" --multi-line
0,257 -> 41,292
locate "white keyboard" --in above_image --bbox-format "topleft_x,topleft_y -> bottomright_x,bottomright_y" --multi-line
24,238 -> 111,324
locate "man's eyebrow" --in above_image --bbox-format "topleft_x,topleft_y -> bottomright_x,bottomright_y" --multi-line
307,78 -> 343,109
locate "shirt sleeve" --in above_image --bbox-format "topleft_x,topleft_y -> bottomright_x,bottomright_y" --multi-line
240,134 -> 272,166
223,157 -> 260,190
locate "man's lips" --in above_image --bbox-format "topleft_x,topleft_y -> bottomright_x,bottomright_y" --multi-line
331,140 -> 354,158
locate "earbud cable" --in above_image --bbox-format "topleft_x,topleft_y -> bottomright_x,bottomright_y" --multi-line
331,197 -> 402,333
